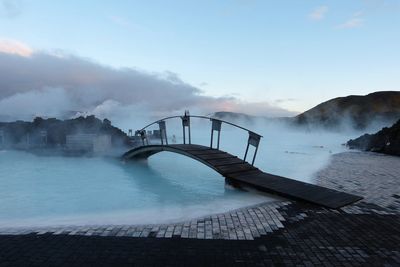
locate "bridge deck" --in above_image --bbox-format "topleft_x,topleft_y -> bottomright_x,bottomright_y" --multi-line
123,144 -> 362,209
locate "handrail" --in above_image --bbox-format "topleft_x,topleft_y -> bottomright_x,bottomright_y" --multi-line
133,112 -> 263,165
139,115 -> 263,138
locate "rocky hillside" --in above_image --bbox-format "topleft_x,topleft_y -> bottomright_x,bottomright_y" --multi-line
293,91 -> 400,130
211,111 -> 291,126
347,119 -> 400,156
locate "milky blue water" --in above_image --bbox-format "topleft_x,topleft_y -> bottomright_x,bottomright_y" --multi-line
0,150 -> 274,227
0,122 -> 363,228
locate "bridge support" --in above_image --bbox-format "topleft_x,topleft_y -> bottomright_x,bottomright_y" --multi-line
225,178 -> 242,189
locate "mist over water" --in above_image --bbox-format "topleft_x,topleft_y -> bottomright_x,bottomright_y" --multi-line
139,116 -> 372,182
0,115 -> 377,228
0,149 -> 274,228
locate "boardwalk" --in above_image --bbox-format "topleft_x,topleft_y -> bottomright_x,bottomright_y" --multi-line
123,144 -> 362,209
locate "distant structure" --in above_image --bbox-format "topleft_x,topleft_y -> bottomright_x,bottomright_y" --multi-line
40,131 -> 47,146
151,130 -> 161,138
24,130 -> 48,148
129,130 -> 161,147
66,134 -> 111,153
0,129 -> 4,148
26,133 -> 30,147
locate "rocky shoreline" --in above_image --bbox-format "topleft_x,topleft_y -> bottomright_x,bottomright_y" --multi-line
347,119 -> 400,156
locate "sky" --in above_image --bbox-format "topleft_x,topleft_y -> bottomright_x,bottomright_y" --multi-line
0,0 -> 399,121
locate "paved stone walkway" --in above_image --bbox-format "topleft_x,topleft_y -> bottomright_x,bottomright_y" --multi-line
0,202 -> 293,240
316,151 -> 400,212
1,202 -> 399,266
1,151 -> 400,266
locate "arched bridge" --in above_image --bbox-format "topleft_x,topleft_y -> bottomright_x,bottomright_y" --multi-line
123,112 -> 362,209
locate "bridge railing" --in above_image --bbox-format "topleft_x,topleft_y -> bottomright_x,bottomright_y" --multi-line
133,111 -> 263,165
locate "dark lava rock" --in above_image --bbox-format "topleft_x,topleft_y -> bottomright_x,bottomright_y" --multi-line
347,119 -> 400,156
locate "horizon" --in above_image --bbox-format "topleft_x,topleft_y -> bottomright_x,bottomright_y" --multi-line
1,1 -> 400,120
0,88 -> 398,123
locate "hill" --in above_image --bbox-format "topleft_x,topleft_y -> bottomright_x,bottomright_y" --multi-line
293,91 -> 400,130
212,111 -> 258,122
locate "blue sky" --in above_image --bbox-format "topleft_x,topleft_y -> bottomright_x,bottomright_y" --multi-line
0,0 -> 400,115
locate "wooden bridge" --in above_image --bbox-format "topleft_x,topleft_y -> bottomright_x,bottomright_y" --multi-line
123,112 -> 362,209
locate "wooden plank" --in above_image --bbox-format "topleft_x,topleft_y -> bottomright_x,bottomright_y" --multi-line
206,157 -> 244,166
227,169 -> 265,179
196,153 -> 236,160
170,144 -> 209,151
228,171 -> 362,209
188,149 -> 223,155
216,163 -> 257,174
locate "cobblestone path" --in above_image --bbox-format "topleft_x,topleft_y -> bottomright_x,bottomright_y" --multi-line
316,152 -> 400,212
1,202 -> 399,266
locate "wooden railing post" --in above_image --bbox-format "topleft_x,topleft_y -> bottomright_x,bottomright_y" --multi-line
244,132 -> 261,165
210,119 -> 222,149
181,110 -> 191,144
158,120 -> 168,145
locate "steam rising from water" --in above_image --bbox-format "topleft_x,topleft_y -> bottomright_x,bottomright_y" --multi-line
0,50 -> 390,228
142,116 -> 375,182
0,51 -> 295,123
0,109 -> 381,227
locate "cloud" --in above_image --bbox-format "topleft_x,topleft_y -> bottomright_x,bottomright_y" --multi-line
108,15 -> 146,32
0,49 -> 295,125
0,88 -> 75,119
0,39 -> 32,56
274,98 -> 297,104
0,0 -> 22,18
337,11 -> 365,29
309,6 -> 328,21
109,15 -> 131,27
213,100 -> 297,117
362,0 -> 400,13
337,17 -> 364,28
